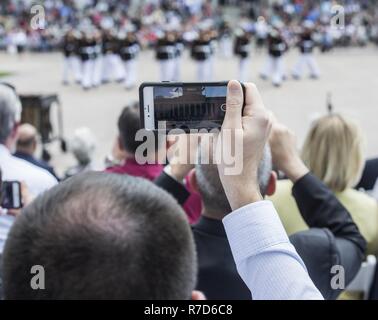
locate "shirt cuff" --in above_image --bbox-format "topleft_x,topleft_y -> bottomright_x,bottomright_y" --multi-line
222,200 -> 290,263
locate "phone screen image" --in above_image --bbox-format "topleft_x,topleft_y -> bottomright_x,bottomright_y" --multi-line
1,181 -> 22,210
142,83 -> 228,131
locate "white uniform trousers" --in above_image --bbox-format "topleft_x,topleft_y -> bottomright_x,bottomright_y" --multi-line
173,56 -> 182,81
196,59 -> 211,81
292,53 -> 320,78
261,56 -> 284,86
63,56 -> 82,84
82,59 -> 95,89
238,57 -> 250,82
159,59 -> 175,82
123,59 -> 137,89
92,56 -> 103,87
102,53 -> 125,83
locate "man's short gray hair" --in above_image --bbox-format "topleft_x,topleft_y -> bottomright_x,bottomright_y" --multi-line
70,127 -> 97,165
195,145 -> 272,218
0,84 -> 22,144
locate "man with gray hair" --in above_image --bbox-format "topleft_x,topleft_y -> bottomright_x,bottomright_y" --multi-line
187,143 -> 276,299
0,83 -> 57,254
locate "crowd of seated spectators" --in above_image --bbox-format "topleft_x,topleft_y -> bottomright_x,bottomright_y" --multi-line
1,80 -> 378,300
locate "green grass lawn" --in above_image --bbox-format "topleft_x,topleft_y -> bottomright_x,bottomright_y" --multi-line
0,71 -> 12,78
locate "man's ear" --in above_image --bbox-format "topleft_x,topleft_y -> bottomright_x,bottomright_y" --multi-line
11,122 -> 20,140
166,137 -> 175,151
191,290 -> 206,300
117,135 -> 125,151
188,169 -> 199,193
265,171 -> 277,196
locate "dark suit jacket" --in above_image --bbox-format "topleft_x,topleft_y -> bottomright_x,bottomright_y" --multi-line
356,158 -> 378,191
13,151 -> 58,180
160,172 -> 366,300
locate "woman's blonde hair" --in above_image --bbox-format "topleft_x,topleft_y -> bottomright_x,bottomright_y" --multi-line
302,114 -> 364,192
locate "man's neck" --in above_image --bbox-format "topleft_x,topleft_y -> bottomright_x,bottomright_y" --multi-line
15,148 -> 34,156
202,210 -> 225,221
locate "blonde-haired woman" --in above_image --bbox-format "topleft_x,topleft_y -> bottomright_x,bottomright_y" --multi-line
270,114 -> 378,255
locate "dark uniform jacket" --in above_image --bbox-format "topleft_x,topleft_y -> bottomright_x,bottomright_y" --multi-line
191,39 -> 212,61
155,38 -> 176,60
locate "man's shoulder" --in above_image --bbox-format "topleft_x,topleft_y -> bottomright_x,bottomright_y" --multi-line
7,154 -> 57,183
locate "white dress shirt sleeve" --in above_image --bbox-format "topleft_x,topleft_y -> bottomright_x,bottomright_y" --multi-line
223,200 -> 324,300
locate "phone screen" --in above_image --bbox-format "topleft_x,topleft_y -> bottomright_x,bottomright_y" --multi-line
1,181 -> 22,209
142,83 -> 228,131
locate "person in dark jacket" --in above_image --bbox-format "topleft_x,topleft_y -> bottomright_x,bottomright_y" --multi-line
356,158 -> 378,191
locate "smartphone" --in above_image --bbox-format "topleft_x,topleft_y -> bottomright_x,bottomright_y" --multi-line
139,82 -> 245,132
1,181 -> 22,210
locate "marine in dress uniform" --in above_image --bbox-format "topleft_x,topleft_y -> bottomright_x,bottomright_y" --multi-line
260,27 -> 288,87
191,30 -> 213,81
62,30 -> 82,85
208,28 -> 218,81
92,29 -> 104,88
234,29 -> 252,82
219,21 -> 233,58
79,31 -> 98,90
292,22 -> 320,80
118,31 -> 140,90
155,31 -> 177,82
101,30 -> 124,84
173,31 -> 185,81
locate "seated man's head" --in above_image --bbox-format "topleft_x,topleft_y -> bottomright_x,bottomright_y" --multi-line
16,124 -> 38,156
2,172 -> 197,299
190,140 -> 276,219
302,113 -> 364,192
70,127 -> 96,166
0,84 -> 22,150
117,102 -> 166,162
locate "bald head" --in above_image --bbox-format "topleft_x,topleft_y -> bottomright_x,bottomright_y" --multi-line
16,124 -> 38,155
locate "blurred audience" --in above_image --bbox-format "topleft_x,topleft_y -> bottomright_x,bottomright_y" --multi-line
270,114 -> 378,255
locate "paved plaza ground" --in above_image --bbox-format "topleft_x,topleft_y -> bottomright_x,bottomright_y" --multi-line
1,46 -> 377,175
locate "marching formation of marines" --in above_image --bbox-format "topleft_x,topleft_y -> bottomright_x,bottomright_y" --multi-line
62,27 -> 140,91
61,15 -> 377,90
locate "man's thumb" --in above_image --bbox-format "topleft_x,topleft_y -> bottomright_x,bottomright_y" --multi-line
223,80 -> 243,129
